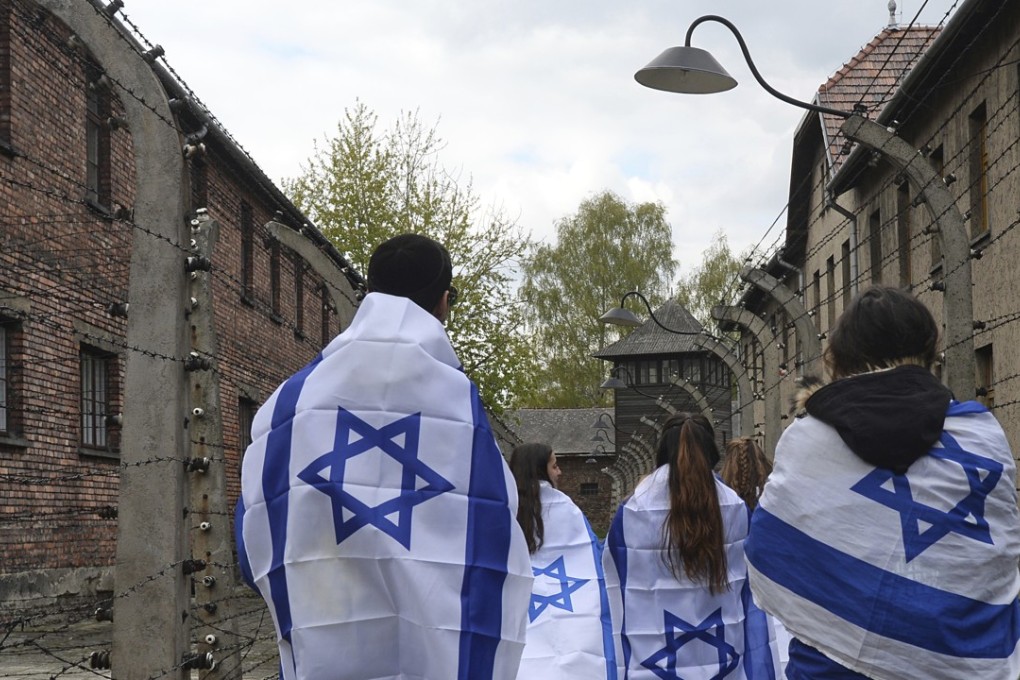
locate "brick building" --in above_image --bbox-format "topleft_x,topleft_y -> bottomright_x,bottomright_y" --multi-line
732,0 -> 1020,462
0,0 -> 363,600
506,407 -> 616,535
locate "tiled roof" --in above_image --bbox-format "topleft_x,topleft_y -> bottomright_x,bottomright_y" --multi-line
505,407 -> 616,456
593,299 -> 705,359
816,25 -> 941,174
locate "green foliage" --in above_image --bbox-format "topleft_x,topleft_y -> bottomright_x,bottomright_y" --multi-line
285,101 -> 537,413
675,230 -> 749,331
519,191 -> 677,407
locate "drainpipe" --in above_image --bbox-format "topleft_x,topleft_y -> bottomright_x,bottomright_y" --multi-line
827,193 -> 859,298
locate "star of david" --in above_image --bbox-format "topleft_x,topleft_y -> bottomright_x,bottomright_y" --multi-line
641,607 -> 739,680
528,555 -> 589,622
851,430 -> 1002,562
296,407 -> 454,550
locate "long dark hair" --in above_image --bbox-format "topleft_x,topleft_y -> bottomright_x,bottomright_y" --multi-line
656,412 -> 728,594
509,443 -> 553,554
720,437 -> 772,510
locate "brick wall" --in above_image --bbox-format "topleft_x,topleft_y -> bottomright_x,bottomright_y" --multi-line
0,2 -> 353,578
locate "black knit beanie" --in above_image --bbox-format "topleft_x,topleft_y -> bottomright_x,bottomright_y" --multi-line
366,233 -> 452,312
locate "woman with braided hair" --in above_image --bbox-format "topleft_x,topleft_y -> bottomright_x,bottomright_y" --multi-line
602,413 -> 780,679
721,437 -> 772,511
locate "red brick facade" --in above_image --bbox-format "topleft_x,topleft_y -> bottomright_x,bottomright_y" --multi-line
0,0 -> 357,583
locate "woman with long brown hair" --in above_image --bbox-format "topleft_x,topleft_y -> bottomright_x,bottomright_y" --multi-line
509,443 -> 614,680
603,413 -> 779,679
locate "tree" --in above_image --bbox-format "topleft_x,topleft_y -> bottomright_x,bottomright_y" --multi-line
519,191 -> 677,407
286,102 -> 537,412
675,230 -> 748,330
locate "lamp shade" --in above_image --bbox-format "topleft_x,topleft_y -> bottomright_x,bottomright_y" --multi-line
634,46 -> 737,94
599,307 -> 644,327
600,376 -> 628,390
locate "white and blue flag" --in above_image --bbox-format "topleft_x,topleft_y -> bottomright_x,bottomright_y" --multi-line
603,466 -> 780,680
746,401 -> 1020,680
235,293 -> 533,680
518,481 -> 615,679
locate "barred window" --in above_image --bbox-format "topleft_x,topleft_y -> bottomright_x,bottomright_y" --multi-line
80,347 -> 111,449
0,324 -> 8,433
580,482 -> 599,496
238,396 -> 257,460
85,67 -> 111,208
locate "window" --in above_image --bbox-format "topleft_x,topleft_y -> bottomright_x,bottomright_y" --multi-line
0,0 -> 12,151
826,256 -> 836,332
976,344 -> 994,409
320,285 -> 334,346
969,103 -> 989,239
580,482 -> 599,497
80,347 -> 113,450
897,182 -> 912,287
294,253 -> 305,337
812,270 -> 821,320
85,67 -> 111,209
270,240 -> 281,319
238,396 -> 257,459
869,208 -> 882,284
0,323 -> 8,433
929,145 -> 945,274
240,202 -> 253,301
841,240 -> 851,310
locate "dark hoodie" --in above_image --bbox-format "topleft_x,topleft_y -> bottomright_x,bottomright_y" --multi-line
804,364 -> 953,474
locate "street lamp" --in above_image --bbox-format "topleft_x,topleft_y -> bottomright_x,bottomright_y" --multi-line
635,14 -> 852,119
634,14 -> 977,401
599,290 -> 700,335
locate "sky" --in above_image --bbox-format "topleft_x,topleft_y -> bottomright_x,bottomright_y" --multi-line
119,0 -> 958,278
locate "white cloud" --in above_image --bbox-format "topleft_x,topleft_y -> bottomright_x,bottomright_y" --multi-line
122,0 -> 957,275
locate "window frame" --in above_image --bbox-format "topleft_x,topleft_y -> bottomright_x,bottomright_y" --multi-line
79,345 -> 118,455
84,66 -> 111,210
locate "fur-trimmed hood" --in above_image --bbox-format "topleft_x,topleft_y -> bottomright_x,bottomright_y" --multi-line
797,365 -> 953,473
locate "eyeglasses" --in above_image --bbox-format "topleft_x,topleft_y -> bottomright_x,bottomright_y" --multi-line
447,285 -> 458,307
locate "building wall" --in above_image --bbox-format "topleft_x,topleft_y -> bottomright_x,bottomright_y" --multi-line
0,1 -> 356,586
790,1 -> 1020,458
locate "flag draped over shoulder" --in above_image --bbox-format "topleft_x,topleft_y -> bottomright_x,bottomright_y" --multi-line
603,466 -> 779,680
518,481 -> 615,680
235,293 -> 533,680
746,401 -> 1020,680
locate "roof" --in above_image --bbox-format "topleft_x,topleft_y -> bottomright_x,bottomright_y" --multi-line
815,26 -> 942,176
831,0 -> 1006,194
593,299 -> 705,359
505,408 -> 615,456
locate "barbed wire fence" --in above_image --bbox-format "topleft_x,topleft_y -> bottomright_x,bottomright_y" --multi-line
0,0 -> 362,678
3,0 -> 1020,677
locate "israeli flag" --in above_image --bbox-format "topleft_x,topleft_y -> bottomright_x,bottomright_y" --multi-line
603,466 -> 780,680
235,294 -> 533,680
746,401 -> 1020,680
518,481 -> 615,679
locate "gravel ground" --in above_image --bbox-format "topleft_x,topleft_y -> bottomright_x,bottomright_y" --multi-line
0,592 -> 280,680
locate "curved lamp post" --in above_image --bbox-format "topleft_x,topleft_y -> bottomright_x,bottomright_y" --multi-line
600,290 -> 700,335
635,14 -> 976,400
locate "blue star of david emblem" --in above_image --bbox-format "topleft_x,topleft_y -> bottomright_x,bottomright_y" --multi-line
641,607 -> 739,680
851,431 -> 1002,562
528,555 -> 589,622
296,407 -> 454,550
